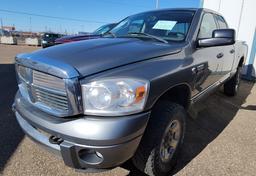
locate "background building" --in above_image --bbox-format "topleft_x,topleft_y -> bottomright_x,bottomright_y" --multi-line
1,26 -> 15,32
201,0 -> 256,80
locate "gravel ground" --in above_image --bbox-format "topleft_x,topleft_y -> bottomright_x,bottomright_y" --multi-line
0,44 -> 39,64
0,44 -> 255,176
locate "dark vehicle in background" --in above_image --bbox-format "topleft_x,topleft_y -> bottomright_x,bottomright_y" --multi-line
41,33 -> 62,48
13,9 -> 247,176
0,29 -> 10,36
54,23 -> 116,44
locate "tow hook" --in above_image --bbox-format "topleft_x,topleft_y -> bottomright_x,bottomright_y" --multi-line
49,135 -> 63,145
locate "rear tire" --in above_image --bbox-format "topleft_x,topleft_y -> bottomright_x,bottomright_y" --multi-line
224,67 -> 241,96
132,101 -> 186,176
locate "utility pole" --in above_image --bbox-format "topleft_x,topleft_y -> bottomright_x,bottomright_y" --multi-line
59,24 -> 62,34
1,18 -> 3,29
237,0 -> 245,38
218,0 -> 222,12
29,16 -> 32,33
156,0 -> 159,9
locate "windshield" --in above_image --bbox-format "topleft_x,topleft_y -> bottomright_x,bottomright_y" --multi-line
93,24 -> 114,35
108,10 -> 194,42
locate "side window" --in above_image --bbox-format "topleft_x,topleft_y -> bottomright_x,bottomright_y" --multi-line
216,15 -> 228,29
198,13 -> 218,39
98,26 -> 111,34
129,19 -> 144,33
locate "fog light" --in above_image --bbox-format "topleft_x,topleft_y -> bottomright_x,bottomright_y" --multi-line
78,149 -> 103,165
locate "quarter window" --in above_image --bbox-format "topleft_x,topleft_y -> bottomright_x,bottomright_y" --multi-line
216,15 -> 228,29
198,13 -> 218,39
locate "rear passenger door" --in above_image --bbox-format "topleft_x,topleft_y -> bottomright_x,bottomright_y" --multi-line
192,13 -> 223,94
215,15 -> 235,76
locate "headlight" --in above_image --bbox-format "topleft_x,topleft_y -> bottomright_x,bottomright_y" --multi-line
81,78 -> 149,116
42,40 -> 47,44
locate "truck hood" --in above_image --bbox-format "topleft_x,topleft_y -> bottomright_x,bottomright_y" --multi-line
16,38 -> 183,78
55,34 -> 100,44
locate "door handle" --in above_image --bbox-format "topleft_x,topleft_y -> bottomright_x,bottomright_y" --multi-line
196,64 -> 205,71
217,53 -> 224,59
230,49 -> 235,54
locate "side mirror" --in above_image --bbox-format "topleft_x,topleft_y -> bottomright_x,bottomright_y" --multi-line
198,29 -> 236,47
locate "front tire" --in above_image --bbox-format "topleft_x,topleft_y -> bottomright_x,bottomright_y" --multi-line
132,101 -> 186,176
224,67 -> 241,96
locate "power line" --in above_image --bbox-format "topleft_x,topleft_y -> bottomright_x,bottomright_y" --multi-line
0,9 -> 109,24
98,0 -> 152,8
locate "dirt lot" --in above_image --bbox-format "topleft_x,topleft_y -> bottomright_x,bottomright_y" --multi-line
0,44 -> 255,176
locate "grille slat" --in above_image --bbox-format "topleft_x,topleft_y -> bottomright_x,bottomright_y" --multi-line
37,100 -> 68,110
33,70 -> 66,91
33,77 -> 64,85
33,87 -> 69,111
35,93 -> 68,104
36,97 -> 68,110
34,88 -> 68,100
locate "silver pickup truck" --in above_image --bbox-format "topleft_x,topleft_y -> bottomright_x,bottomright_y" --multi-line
13,8 -> 247,176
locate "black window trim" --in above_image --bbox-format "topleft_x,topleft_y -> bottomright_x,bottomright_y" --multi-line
196,12 -> 219,40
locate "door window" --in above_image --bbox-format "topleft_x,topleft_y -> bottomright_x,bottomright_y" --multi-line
198,13 -> 218,39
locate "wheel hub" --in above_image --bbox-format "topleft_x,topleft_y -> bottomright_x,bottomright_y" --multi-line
160,120 -> 181,162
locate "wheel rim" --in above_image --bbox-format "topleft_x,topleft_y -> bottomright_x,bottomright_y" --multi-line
160,120 -> 181,162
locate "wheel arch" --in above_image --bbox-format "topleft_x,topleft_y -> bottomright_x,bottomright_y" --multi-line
151,83 -> 192,110
238,56 -> 244,68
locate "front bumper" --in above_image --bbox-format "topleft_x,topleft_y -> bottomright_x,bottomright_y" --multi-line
14,92 -> 150,169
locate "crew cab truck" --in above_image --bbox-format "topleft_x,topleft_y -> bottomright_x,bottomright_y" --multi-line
13,8 -> 247,176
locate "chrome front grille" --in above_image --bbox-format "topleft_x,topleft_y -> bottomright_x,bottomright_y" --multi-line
32,70 -> 69,112
33,70 -> 66,91
16,65 -> 82,117
31,70 -> 69,114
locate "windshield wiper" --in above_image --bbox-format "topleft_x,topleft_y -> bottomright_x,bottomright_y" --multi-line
103,31 -> 116,38
128,32 -> 168,44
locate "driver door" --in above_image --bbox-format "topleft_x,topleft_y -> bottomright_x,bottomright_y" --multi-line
192,13 -> 224,95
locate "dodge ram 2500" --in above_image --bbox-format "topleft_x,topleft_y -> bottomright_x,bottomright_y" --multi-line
13,8 -> 247,176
